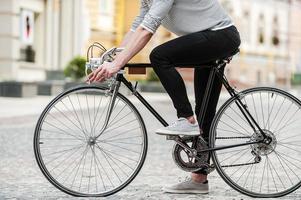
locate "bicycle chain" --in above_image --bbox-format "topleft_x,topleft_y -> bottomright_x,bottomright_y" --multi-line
216,136 -> 251,139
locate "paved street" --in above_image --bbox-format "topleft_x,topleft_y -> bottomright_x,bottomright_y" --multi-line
1,91 -> 301,200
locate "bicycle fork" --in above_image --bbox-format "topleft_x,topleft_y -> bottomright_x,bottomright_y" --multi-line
94,79 -> 121,140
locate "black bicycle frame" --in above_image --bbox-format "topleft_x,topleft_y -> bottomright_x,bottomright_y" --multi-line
116,62 -> 267,152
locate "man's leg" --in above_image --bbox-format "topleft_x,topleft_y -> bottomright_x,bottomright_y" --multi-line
150,29 -> 231,120
153,26 -> 241,193
192,65 -> 225,182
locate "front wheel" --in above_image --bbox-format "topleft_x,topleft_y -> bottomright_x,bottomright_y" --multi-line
34,85 -> 148,197
210,87 -> 301,198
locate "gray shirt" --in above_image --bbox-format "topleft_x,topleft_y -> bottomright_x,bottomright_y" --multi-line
131,0 -> 233,36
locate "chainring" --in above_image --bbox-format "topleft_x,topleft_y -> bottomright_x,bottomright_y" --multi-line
172,136 -> 209,172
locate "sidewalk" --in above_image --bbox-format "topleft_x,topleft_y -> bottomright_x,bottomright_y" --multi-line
1,87 -> 300,119
1,90 -> 301,199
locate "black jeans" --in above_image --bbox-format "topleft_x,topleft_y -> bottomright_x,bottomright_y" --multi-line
150,26 -> 241,173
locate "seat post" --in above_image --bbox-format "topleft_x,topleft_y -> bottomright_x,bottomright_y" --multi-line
197,64 -> 219,130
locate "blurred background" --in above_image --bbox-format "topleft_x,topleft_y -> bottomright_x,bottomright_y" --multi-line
0,0 -> 301,96
1,1 -> 301,198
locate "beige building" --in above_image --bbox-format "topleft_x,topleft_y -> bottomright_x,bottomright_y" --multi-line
0,0 -> 90,81
0,0 -> 171,81
0,0 -> 300,86
222,0 -> 301,88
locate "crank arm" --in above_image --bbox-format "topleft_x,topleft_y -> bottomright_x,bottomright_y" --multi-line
174,137 -> 196,155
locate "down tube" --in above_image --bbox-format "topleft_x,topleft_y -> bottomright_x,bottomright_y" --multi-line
120,76 -> 169,127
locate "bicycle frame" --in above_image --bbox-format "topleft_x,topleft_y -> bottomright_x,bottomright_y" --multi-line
94,62 -> 270,152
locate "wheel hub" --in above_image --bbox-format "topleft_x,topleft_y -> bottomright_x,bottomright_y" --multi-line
251,129 -> 277,156
87,137 -> 96,146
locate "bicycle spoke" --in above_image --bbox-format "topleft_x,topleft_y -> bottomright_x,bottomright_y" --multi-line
259,157 -> 267,193
243,162 -> 254,189
219,120 -> 249,137
70,145 -> 89,189
274,151 -> 294,186
277,143 -> 301,155
95,143 -> 122,183
91,95 -> 104,137
260,92 -> 265,128
269,97 -> 286,130
273,101 -> 294,133
96,144 -> 133,175
219,147 -> 251,165
99,140 -> 141,154
275,151 -> 301,181
53,145 -> 86,180
231,157 -> 254,181
266,93 -> 278,130
223,112 -> 251,134
53,106 -> 89,138
274,109 -> 301,136
40,128 -> 84,142
100,126 -> 141,141
229,105 -> 250,126
62,97 -> 89,139
85,93 -> 93,136
251,93 -> 259,124
47,112 -> 86,139
77,93 -> 89,136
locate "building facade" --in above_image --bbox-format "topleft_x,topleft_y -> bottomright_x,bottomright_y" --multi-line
0,0 -> 89,81
0,0 -> 300,87
221,0 -> 301,88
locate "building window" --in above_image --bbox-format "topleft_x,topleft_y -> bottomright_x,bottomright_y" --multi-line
20,9 -> 36,63
272,16 -> 280,46
241,10 -> 250,44
258,14 -> 265,45
99,0 -> 111,15
98,0 -> 114,31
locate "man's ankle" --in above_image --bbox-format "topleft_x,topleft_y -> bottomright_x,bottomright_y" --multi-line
191,173 -> 207,183
186,116 -> 196,124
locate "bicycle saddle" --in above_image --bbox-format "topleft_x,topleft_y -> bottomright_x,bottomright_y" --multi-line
197,48 -> 240,67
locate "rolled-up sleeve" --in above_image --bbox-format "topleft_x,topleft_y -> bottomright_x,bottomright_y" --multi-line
130,1 -> 149,32
141,0 -> 174,33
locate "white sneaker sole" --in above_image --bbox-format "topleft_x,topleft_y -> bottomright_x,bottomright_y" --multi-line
163,188 -> 209,194
155,129 -> 200,136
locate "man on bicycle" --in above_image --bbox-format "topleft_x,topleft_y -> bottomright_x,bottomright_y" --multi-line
88,0 -> 241,194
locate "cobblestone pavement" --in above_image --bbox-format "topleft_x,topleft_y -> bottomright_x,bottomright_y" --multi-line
0,92 -> 301,200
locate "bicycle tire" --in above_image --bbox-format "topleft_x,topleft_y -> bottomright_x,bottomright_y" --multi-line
34,85 -> 148,197
210,87 -> 301,198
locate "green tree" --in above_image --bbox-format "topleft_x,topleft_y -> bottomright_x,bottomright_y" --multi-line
64,56 -> 86,80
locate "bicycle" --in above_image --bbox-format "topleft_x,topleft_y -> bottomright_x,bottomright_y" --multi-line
34,42 -> 301,198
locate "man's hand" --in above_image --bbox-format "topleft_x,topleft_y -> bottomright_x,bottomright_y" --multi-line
87,61 -> 121,83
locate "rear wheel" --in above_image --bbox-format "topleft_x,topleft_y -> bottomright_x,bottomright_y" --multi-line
34,85 -> 148,197
210,87 -> 301,197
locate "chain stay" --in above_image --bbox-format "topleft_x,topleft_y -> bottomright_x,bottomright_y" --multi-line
221,160 -> 260,168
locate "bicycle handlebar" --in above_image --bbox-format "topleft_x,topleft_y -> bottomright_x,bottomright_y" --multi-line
85,46 -> 125,76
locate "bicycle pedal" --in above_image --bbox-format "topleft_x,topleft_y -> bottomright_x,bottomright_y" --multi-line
205,165 -> 215,174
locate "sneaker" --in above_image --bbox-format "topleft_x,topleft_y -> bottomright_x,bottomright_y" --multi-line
163,177 -> 209,194
156,117 -> 200,136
